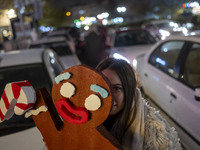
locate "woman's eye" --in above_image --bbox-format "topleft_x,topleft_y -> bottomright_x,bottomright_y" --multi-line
112,86 -> 122,91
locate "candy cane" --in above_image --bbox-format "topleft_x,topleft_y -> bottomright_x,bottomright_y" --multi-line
0,80 -> 36,123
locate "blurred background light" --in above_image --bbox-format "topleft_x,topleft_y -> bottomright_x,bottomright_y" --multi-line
84,25 -> 89,31
81,17 -> 96,25
97,12 -> 109,19
79,10 -> 85,15
113,53 -> 130,63
182,1 -> 199,8
112,17 -> 124,24
117,6 -> 126,13
102,19 -> 108,25
80,16 -> 85,21
39,26 -> 54,32
7,9 -> 16,19
66,11 -> 71,16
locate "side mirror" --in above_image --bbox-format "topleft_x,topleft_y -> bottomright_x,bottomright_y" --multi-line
195,88 -> 200,101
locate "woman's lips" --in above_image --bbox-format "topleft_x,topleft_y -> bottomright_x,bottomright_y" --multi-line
56,99 -> 89,124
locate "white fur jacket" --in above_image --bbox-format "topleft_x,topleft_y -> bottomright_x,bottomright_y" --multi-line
122,88 -> 182,150
143,101 -> 182,150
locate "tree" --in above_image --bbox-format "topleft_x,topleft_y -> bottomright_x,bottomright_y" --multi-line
38,0 -> 72,27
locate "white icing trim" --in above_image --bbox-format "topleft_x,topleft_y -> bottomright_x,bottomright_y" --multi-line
25,105 -> 48,118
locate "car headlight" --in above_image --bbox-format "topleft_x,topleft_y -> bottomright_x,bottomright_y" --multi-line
113,53 -> 130,63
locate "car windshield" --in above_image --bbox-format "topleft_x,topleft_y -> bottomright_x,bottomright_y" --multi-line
114,30 -> 156,47
156,22 -> 172,28
0,63 -> 52,136
30,42 -> 73,56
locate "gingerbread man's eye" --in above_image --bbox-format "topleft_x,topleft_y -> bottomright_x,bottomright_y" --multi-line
84,94 -> 101,111
60,82 -> 76,98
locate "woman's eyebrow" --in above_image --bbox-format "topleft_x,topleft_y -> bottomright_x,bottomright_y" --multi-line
90,84 -> 109,98
55,72 -> 71,84
112,83 -> 122,87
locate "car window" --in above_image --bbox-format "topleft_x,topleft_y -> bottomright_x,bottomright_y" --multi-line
0,63 -> 52,136
0,63 -> 52,94
149,41 -> 184,76
114,30 -> 156,47
50,42 -> 72,56
146,24 -> 156,30
157,22 -> 171,28
30,42 -> 72,56
146,24 -> 153,28
183,43 -> 200,88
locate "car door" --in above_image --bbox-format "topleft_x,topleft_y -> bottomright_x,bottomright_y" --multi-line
141,40 -> 185,118
174,42 -> 200,146
140,40 -> 200,148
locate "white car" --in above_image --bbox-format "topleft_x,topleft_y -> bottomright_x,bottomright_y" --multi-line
29,36 -> 81,69
135,35 -> 200,150
0,48 -> 65,150
109,28 -> 157,68
142,20 -> 188,40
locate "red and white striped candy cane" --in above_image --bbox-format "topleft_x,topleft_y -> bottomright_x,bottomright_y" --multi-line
0,80 -> 36,123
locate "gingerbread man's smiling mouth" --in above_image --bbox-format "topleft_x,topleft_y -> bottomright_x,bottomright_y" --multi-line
56,99 -> 89,124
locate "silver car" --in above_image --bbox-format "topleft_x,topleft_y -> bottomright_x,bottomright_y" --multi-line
29,36 -> 81,69
142,20 -> 188,40
109,28 -> 157,68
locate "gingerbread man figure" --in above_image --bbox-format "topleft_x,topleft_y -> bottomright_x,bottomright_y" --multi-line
0,65 -> 123,150
33,65 -> 123,149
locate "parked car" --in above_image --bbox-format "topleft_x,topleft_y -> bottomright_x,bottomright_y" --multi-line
109,28 -> 157,68
0,48 -> 65,149
135,35 -> 200,150
44,26 -> 80,40
29,36 -> 81,69
43,27 -> 81,56
142,20 -> 188,40
189,30 -> 200,36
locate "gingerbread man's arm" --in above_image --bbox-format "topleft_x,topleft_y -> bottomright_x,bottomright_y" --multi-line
0,80 -> 36,123
33,88 -> 63,131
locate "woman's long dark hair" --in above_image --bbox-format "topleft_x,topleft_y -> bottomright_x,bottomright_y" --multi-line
96,58 -> 137,144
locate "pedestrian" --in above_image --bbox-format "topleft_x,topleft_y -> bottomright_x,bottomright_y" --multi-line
98,21 -> 107,48
84,24 -> 105,67
96,57 -> 182,150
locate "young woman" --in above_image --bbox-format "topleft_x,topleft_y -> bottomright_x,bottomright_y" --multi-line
96,58 -> 182,150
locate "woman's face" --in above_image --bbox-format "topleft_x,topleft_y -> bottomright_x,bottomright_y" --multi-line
102,69 -> 124,116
